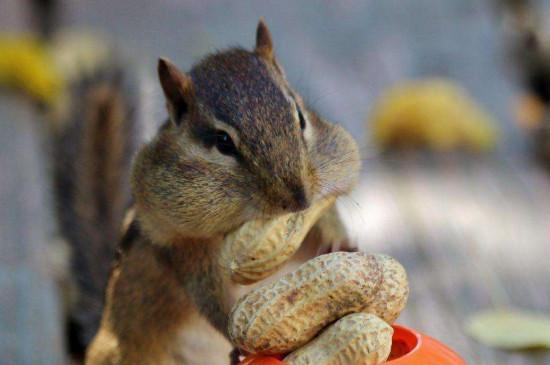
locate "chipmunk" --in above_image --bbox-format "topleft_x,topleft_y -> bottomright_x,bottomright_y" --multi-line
85,19 -> 360,365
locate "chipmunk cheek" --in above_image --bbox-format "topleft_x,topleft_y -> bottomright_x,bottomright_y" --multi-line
305,166 -> 320,199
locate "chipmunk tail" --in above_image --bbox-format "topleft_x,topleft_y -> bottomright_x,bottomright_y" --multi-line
52,54 -> 138,360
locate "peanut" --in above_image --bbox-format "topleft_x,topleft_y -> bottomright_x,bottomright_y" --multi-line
228,252 -> 408,354
361,254 -> 409,324
220,197 -> 335,284
284,313 -> 393,365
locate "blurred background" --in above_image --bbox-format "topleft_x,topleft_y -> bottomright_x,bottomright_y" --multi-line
1,0 -> 549,364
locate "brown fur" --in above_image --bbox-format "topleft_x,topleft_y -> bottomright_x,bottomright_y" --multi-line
87,227 -> 211,365
87,20 -> 360,364
54,68 -> 136,358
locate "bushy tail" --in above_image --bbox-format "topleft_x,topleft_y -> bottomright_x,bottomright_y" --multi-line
52,61 -> 137,359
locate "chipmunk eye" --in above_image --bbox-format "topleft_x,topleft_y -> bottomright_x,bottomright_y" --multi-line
297,106 -> 306,130
214,130 -> 238,156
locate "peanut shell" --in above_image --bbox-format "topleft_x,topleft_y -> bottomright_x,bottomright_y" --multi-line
220,197 -> 335,284
284,313 -> 393,365
228,252 -> 408,354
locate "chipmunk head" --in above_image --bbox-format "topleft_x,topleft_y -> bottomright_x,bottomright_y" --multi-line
132,19 -> 360,240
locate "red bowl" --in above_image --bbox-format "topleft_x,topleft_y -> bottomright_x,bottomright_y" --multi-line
238,324 -> 467,365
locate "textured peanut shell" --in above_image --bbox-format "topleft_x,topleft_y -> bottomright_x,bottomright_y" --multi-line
228,252 -> 408,354
220,197 -> 335,284
361,254 -> 409,324
284,313 -> 393,365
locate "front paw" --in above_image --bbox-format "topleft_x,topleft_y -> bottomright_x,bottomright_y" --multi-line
316,238 -> 358,255
311,204 -> 357,255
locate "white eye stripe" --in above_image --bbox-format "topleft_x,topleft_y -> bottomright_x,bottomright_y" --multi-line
211,117 -> 240,146
292,100 -> 307,128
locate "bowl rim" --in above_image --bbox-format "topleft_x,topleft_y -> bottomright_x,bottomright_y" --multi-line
238,323 -> 467,365
385,324 -> 423,363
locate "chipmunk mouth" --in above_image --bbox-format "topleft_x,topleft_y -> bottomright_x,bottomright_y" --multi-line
241,197 -> 279,221
245,189 -> 309,220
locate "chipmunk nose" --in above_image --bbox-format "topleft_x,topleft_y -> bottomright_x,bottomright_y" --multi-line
282,185 -> 309,213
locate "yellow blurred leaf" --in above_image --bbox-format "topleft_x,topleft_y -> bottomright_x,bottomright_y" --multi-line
369,79 -> 499,153
466,309 -> 550,350
0,35 -> 64,104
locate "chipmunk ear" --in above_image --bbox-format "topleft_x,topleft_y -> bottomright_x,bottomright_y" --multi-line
255,18 -> 274,61
158,58 -> 194,125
